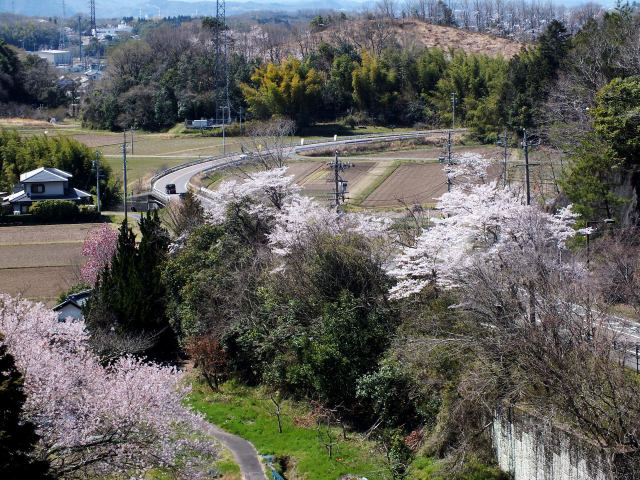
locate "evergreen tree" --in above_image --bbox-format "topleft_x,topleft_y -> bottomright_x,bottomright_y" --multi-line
501,20 -> 570,130
0,335 -> 51,479
85,212 -> 172,356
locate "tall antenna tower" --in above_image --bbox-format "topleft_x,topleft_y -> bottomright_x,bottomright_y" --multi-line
58,0 -> 67,49
214,0 -> 230,125
89,0 -> 96,36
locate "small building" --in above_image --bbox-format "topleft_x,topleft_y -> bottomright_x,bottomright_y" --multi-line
2,167 -> 92,214
53,289 -> 92,321
37,49 -> 72,66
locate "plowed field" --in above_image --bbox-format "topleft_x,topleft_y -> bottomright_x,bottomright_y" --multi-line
360,163 -> 448,207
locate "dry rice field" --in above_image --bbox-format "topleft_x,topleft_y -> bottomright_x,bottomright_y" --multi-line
0,223 -> 105,304
0,266 -> 79,302
297,161 -> 381,199
360,163 -> 448,207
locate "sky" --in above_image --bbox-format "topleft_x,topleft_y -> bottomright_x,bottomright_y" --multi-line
1,0 -> 618,18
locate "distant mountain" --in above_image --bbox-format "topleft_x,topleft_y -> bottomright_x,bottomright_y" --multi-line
5,0 -> 619,19
5,0 -> 367,18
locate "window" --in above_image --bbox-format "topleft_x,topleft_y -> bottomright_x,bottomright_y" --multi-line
32,184 -> 45,193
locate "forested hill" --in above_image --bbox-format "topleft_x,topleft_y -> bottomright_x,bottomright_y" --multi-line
309,19 -> 525,59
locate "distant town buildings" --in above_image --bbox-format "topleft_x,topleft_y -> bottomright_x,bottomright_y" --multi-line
37,49 -> 72,66
94,22 -> 133,40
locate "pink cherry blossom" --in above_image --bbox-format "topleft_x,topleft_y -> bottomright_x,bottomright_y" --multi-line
0,294 -> 218,479
388,182 -> 583,298
80,223 -> 119,285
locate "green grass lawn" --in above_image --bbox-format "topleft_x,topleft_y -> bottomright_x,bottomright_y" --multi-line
188,381 -> 389,480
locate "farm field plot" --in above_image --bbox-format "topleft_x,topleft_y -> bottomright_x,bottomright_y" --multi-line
298,161 -> 382,199
284,161 -> 325,183
100,135 -> 238,157
360,163 -> 448,207
0,243 -> 82,269
0,223 -> 101,244
0,223 -> 104,304
0,266 -> 78,302
70,133 -> 124,148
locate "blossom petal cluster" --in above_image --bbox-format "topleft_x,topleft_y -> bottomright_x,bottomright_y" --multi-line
202,167 -> 300,223
80,223 -> 119,284
0,294 -> 218,479
201,166 -> 391,257
388,182 -> 582,298
448,151 -> 494,183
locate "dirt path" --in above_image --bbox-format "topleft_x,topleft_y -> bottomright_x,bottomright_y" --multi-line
196,419 -> 267,480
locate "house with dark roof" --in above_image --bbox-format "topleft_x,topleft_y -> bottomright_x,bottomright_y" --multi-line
53,289 -> 93,321
2,167 -> 92,214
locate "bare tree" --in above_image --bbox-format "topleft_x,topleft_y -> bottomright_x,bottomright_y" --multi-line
242,117 -> 296,170
186,333 -> 227,391
163,191 -> 205,238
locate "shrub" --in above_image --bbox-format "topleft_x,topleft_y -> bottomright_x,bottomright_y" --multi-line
29,200 -> 79,221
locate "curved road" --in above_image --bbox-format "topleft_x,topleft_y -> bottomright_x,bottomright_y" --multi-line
152,130 -> 460,198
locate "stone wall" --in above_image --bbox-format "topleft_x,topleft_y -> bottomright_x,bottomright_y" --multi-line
492,407 -> 615,480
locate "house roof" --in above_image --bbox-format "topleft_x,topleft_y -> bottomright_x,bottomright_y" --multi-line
52,289 -> 93,312
20,167 -> 73,183
3,187 -> 92,204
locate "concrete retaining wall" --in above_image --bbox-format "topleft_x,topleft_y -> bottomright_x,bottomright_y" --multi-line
492,407 -> 618,480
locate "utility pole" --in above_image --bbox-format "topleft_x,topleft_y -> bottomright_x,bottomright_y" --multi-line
523,129 -> 531,205
122,131 -> 128,224
451,92 -> 457,130
78,16 -> 82,63
514,129 -> 539,205
94,151 -> 101,214
447,131 -> 452,192
220,106 -> 229,154
498,132 -> 509,188
520,129 -> 539,205
130,126 -> 135,155
328,151 -> 349,210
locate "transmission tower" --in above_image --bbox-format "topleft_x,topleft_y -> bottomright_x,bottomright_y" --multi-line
89,0 -> 96,36
58,0 -> 67,49
214,0 -> 230,125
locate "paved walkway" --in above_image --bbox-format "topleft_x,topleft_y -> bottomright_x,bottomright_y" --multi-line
196,419 -> 267,480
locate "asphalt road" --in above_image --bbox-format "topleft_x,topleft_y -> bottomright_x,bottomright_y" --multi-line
194,417 -> 267,480
152,130 -> 460,199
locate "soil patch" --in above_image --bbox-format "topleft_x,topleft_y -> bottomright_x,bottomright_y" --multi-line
70,133 -> 124,148
0,223 -> 104,244
0,265 -> 79,303
360,163 -> 448,207
0,243 -> 83,268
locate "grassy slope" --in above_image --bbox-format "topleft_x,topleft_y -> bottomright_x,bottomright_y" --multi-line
188,381 -> 389,480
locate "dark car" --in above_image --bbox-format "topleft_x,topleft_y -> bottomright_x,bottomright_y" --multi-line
165,183 -> 176,194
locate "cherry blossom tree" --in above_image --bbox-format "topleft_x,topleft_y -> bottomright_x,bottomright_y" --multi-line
388,181 -> 584,300
0,294 -> 218,479
199,166 -> 391,259
80,223 -> 119,285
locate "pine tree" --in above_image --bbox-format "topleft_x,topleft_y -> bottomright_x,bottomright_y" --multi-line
0,335 -> 51,479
